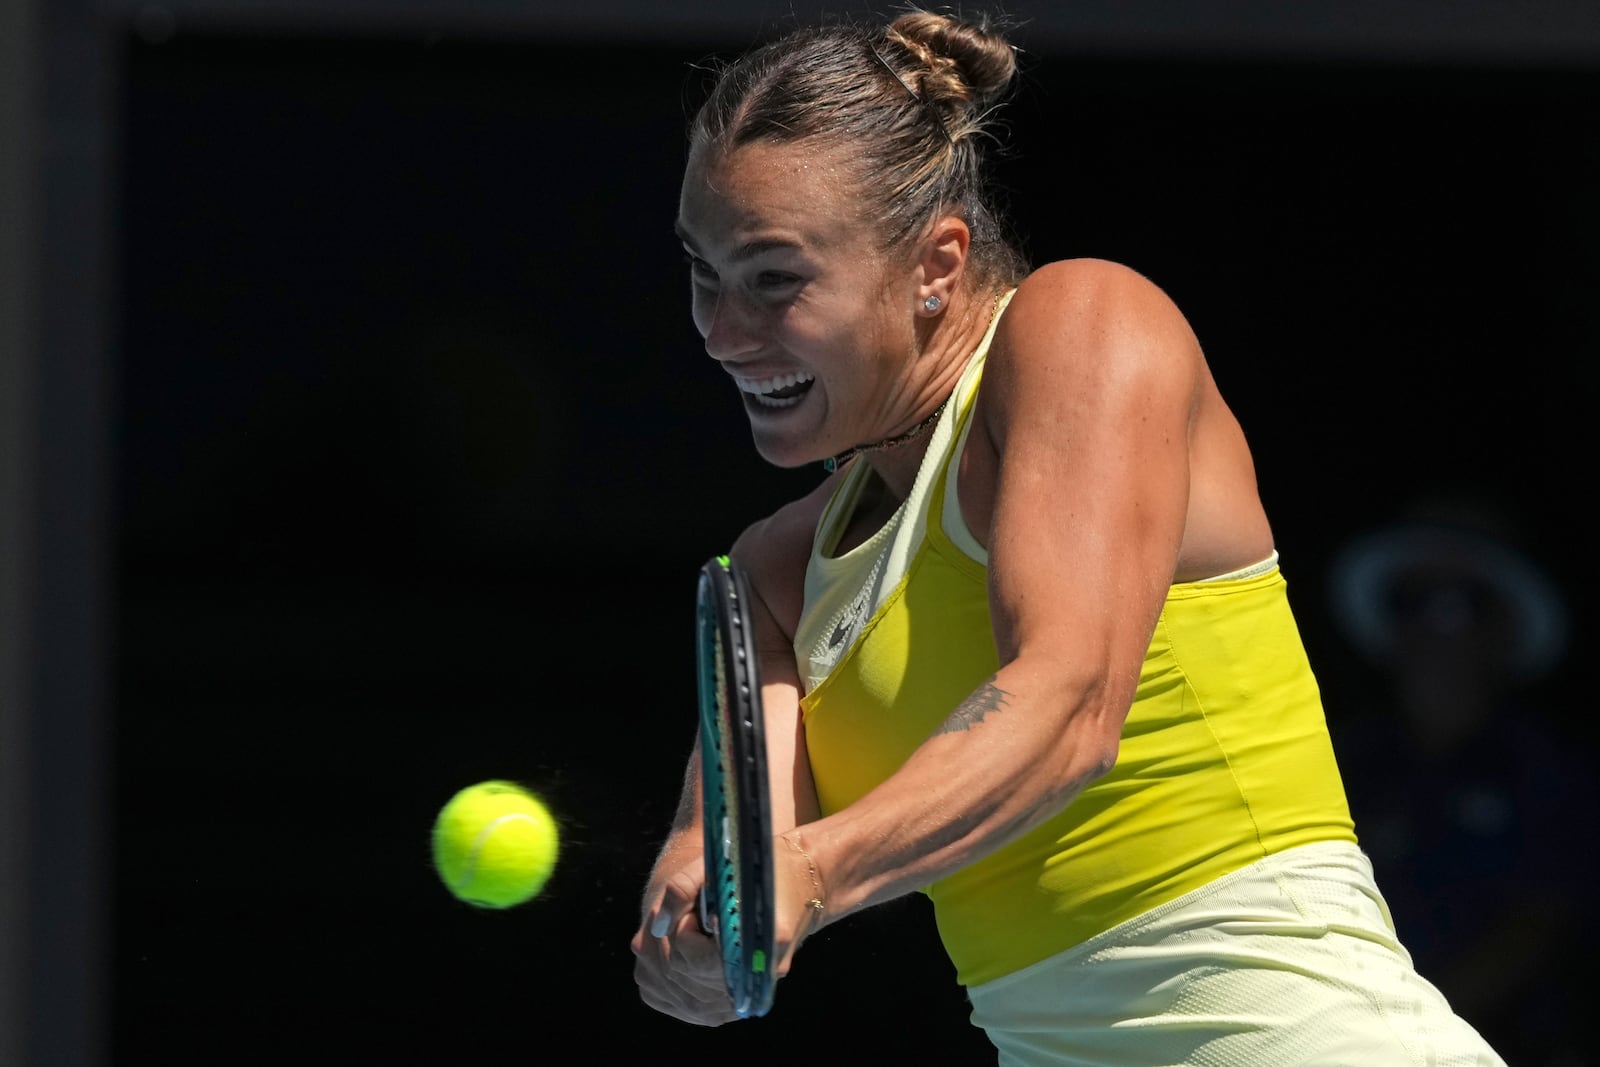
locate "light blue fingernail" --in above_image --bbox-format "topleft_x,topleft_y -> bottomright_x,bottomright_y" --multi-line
650,912 -> 671,938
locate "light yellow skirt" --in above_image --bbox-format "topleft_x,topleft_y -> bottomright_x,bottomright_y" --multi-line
966,842 -> 1506,1067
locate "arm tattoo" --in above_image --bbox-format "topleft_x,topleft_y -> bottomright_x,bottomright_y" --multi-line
938,677 -> 1012,734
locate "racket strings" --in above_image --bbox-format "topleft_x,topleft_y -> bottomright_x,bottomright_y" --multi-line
714,639 -> 748,954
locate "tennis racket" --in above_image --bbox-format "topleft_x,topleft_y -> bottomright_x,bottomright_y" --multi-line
694,553 -> 776,1019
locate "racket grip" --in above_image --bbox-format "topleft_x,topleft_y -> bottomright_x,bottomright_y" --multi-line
697,886 -> 715,937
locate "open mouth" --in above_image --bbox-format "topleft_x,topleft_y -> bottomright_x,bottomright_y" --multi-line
735,371 -> 815,410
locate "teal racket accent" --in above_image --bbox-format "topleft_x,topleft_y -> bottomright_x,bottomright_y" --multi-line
695,554 -> 775,1019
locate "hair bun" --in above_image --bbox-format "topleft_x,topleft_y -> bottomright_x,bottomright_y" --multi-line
887,10 -> 1018,104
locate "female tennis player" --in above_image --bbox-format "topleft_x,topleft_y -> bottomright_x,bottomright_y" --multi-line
630,8 -> 1508,1063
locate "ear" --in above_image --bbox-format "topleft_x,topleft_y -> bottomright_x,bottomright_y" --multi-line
915,214 -> 971,316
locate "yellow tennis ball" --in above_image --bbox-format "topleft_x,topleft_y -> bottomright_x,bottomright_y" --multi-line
431,780 -> 559,909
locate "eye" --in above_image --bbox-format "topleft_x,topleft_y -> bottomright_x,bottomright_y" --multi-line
683,252 -> 717,284
755,270 -> 800,292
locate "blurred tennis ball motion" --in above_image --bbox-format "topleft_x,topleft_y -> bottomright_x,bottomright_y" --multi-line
431,780 -> 559,909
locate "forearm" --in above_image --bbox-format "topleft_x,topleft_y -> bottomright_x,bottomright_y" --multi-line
648,823 -> 703,885
801,663 -> 1121,923
646,744 -> 706,886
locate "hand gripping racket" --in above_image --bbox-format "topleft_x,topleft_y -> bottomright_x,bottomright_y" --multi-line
695,554 -> 776,1019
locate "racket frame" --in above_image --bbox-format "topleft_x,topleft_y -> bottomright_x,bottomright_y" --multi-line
695,554 -> 776,1019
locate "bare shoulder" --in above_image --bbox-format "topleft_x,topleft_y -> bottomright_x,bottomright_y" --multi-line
961,259 -> 1208,541
998,258 -> 1201,366
971,258 -> 1272,583
726,474 -> 839,642
982,258 -> 1204,413
1016,257 -> 1174,297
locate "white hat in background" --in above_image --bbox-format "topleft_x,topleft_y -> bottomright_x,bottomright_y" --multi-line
1328,502 -> 1569,682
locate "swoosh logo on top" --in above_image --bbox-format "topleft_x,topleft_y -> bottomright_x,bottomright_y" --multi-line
827,590 -> 871,650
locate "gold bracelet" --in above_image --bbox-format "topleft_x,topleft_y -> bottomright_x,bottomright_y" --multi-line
784,831 -> 826,913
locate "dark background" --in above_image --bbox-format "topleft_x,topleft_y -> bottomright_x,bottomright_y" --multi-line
16,5 -> 1600,1064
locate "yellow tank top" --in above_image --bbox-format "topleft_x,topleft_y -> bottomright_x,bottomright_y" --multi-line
795,312 -> 1356,987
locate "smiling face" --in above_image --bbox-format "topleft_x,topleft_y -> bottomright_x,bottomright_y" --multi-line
676,137 -> 923,468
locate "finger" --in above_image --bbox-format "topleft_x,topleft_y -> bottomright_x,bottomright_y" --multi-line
633,930 -> 739,1026
637,978 -> 738,1026
636,961 -> 739,1026
646,865 -> 704,942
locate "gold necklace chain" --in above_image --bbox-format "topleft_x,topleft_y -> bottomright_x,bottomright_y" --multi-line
822,392 -> 951,473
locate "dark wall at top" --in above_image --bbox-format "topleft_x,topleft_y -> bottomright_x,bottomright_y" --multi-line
119,31 -> 1599,575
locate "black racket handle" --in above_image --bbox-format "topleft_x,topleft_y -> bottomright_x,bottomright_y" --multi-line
697,885 -> 715,936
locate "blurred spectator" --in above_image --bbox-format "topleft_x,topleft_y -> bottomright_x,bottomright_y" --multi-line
1327,493 -> 1589,1065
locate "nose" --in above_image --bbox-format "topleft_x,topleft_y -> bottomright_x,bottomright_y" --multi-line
698,291 -> 764,361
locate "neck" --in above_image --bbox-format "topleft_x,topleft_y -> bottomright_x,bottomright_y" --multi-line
822,286 -> 1011,475
823,393 -> 951,473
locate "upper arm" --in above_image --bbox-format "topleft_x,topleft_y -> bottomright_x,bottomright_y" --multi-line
978,260 -> 1201,740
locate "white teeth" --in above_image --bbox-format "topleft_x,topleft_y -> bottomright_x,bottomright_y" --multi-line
734,371 -> 815,396
749,391 -> 802,409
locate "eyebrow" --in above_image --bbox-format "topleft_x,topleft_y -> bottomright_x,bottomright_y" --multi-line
674,221 -> 802,263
